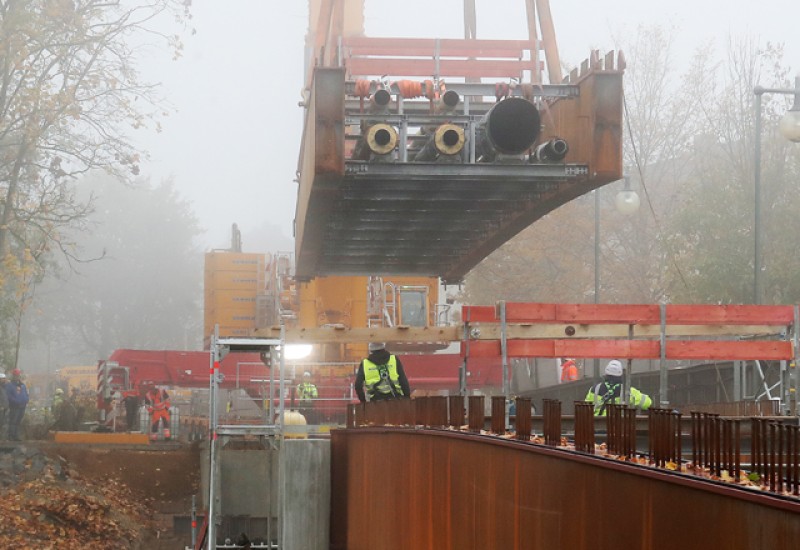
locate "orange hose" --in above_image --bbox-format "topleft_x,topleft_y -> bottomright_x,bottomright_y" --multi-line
396,79 -> 422,98
354,79 -> 371,98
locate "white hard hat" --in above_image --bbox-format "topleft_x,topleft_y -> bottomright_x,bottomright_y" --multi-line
605,360 -> 623,377
303,371 -> 311,377
0,373 -> 6,379
368,342 -> 386,352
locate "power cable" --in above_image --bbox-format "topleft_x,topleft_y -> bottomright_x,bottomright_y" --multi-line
623,89 -> 690,292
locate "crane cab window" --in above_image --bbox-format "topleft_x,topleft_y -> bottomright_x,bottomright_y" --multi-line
398,289 -> 427,326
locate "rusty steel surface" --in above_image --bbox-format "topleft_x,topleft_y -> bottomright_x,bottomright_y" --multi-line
331,427 -> 800,550
335,396 -> 800,549
294,55 -> 624,282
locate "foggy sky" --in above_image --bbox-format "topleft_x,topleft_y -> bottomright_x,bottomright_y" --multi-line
138,0 -> 798,253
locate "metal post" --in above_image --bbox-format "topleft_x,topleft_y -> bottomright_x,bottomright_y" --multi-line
399,118 -> 408,163
499,301 -> 510,428
733,360 -> 742,401
795,306 -> 800,416
623,325 -> 632,406
277,326 -> 286,549
659,303 -> 668,406
207,325 -> 219,550
593,188 -> 600,380
594,188 -> 600,303
781,359 -> 790,415
279,323 -> 286,426
269,347 -> 276,422
460,308 -> 470,397
468,116 -> 476,163
191,494 -> 197,549
754,89 -> 763,304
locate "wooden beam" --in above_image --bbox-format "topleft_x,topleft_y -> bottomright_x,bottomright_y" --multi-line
252,322 -> 783,345
469,324 -> 784,340
254,325 -> 461,344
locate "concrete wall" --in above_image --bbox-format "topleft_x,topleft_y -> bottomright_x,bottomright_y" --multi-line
200,438 -> 330,549
280,439 -> 330,550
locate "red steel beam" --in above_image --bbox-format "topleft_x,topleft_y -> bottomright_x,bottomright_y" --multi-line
346,58 -> 528,79
462,339 -> 793,360
342,36 -> 532,58
470,303 -> 795,325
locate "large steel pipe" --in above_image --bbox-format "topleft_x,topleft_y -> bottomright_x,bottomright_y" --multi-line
413,123 -> 466,162
476,97 -> 541,161
352,89 -> 395,160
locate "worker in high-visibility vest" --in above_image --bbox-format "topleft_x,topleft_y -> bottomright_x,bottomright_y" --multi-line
296,371 -> 319,423
585,360 -> 652,416
354,342 -> 411,402
560,358 -> 579,383
145,387 -> 171,440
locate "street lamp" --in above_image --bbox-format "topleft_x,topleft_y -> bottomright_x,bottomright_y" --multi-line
594,174 -> 640,302
753,74 -> 800,304
615,174 -> 641,214
593,174 -> 639,377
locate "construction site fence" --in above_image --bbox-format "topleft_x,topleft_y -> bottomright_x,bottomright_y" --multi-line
347,396 -> 800,498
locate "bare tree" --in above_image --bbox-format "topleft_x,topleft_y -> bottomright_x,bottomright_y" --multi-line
0,0 -> 191,366
463,29 -> 798,308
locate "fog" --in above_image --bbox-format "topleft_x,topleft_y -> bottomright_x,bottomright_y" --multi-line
138,0 -> 798,253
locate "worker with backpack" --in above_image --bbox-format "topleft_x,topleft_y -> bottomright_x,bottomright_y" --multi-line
585,360 -> 652,416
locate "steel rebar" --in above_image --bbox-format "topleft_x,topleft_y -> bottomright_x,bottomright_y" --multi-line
468,395 -> 484,432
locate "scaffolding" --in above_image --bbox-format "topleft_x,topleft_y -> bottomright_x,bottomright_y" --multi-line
206,327 -> 284,550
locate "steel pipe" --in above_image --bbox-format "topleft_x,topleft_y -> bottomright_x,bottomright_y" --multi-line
434,90 -> 460,114
413,123 -> 466,161
353,122 -> 398,160
476,97 -> 541,161
531,137 -> 569,162
369,88 -> 392,113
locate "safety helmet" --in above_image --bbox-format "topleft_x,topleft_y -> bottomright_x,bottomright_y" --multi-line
11,368 -> 21,378
604,360 -> 623,377
368,342 -> 386,352
0,373 -> 6,380
55,388 -> 64,395
303,371 -> 311,378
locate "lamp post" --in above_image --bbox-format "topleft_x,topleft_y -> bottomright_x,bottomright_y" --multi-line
594,175 -> 640,303
753,74 -> 800,304
593,174 -> 639,378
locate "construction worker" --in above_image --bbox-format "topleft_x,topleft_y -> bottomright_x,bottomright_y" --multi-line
585,360 -> 652,416
51,388 -> 64,418
50,387 -> 76,431
0,373 -> 8,440
354,342 -> 411,403
296,371 -> 318,422
145,387 -> 171,440
6,369 -> 29,441
560,358 -> 579,383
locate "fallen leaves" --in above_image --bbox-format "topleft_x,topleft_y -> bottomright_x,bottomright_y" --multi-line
0,464 -> 153,549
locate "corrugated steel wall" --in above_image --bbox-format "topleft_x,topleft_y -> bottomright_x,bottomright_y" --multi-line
331,428 -> 800,550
